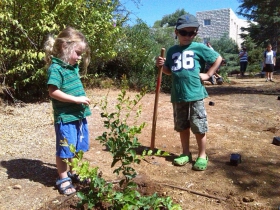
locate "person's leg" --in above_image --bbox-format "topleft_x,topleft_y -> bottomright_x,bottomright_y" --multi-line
195,133 -> 207,159
56,156 -> 76,194
244,62 -> 248,75
190,100 -> 208,170
55,121 -> 77,194
240,62 -> 245,76
67,119 -> 91,184
192,133 -> 208,171
173,128 -> 192,165
179,128 -> 191,155
173,102 -> 192,166
268,72 -> 271,80
265,68 -> 269,81
269,64 -> 274,81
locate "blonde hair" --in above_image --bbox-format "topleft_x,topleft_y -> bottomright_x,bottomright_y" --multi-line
44,27 -> 90,74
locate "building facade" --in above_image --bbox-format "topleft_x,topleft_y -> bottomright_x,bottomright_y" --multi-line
196,8 -> 249,47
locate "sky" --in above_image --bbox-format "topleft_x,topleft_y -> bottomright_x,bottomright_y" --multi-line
121,0 -> 244,27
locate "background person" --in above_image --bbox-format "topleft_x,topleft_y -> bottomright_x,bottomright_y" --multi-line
206,41 -> 214,50
239,46 -> 248,77
263,44 -> 276,82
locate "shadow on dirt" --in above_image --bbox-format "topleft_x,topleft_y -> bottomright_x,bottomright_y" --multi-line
206,83 -> 280,96
208,149 -> 280,208
1,159 -> 57,187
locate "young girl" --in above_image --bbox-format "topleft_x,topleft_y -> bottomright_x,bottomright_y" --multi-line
45,27 -> 91,195
263,44 -> 276,82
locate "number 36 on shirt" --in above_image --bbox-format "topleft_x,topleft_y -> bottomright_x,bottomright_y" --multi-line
171,51 -> 195,71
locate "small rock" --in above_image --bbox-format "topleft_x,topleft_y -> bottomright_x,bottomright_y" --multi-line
52,199 -> 60,204
209,101 -> 215,106
13,185 -> 22,189
243,196 -> 254,202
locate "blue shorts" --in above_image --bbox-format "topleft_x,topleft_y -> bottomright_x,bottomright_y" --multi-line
55,118 -> 89,158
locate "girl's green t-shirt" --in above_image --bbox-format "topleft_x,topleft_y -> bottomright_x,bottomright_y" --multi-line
47,57 -> 91,123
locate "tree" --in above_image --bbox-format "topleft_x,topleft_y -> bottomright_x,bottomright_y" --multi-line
100,19 -> 159,90
237,0 -> 280,50
210,34 -> 239,55
153,9 -> 188,28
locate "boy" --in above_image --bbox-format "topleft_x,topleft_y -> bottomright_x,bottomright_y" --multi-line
156,14 -> 222,171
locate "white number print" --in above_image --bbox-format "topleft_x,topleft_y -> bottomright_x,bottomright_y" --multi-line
171,51 -> 195,71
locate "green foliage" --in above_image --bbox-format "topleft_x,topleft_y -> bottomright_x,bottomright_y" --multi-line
65,144 -> 114,209
142,149 -> 170,157
82,74 -> 116,89
242,35 -> 264,74
152,27 -> 176,51
98,20 -> 159,91
209,34 -> 264,76
96,75 -> 147,185
206,35 -> 239,76
66,144 -> 99,184
210,34 -> 239,55
64,80 -> 181,209
0,0 -> 124,100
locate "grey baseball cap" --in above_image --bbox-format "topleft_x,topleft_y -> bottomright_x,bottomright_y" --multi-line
176,14 -> 200,29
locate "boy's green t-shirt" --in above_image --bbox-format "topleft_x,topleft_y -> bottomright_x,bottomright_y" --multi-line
165,42 -> 220,102
47,57 -> 91,123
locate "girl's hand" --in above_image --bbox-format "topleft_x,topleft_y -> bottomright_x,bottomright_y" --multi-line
76,96 -> 90,105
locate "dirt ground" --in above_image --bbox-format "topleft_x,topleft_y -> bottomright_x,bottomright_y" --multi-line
0,75 -> 280,210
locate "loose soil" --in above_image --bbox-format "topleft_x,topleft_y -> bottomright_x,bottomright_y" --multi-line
0,75 -> 280,210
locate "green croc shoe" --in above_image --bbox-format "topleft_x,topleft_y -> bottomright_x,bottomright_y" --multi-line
173,153 -> 192,166
192,156 -> 208,171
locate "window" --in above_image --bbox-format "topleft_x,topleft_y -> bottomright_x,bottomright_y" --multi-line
204,19 -> 211,26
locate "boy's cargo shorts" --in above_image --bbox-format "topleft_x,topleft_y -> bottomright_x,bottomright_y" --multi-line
172,100 -> 208,134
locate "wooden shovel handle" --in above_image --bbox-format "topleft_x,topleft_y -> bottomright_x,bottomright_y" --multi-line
150,48 -> 165,149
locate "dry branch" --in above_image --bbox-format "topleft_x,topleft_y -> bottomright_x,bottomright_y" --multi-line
161,183 -> 227,201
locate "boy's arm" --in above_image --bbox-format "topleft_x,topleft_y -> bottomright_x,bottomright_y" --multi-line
48,84 -> 90,105
162,65 -> 171,75
200,56 -> 223,81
